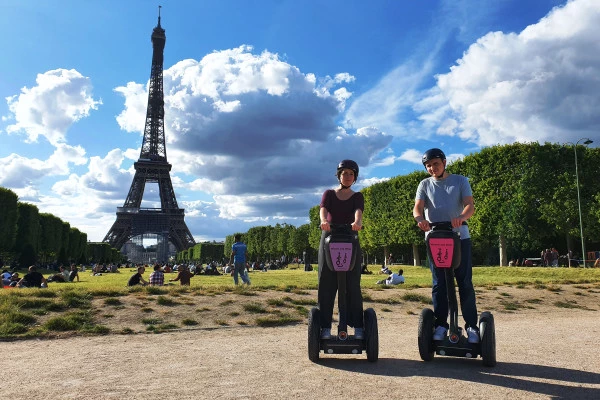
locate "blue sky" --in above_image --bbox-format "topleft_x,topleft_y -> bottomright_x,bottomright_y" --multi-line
1,0 -> 598,243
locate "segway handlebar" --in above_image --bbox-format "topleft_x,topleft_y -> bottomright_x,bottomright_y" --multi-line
426,221 -> 461,269
429,221 -> 453,232
324,224 -> 360,272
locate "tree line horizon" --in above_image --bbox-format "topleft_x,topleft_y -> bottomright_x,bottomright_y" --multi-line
2,142 -> 599,267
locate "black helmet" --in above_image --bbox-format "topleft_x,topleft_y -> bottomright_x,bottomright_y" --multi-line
422,148 -> 446,165
337,159 -> 359,181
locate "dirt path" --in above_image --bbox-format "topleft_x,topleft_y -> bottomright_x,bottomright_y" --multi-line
2,304 -> 599,399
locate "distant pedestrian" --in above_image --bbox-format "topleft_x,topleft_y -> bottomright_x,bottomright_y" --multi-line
229,234 -> 251,285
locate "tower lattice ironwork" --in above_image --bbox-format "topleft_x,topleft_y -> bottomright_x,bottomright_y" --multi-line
103,9 -> 195,259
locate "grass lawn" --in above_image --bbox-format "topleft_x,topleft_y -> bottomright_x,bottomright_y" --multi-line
6,263 -> 600,291
1,264 -> 599,340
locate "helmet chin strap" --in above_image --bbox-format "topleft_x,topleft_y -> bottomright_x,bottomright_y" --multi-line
339,180 -> 353,189
435,168 -> 446,179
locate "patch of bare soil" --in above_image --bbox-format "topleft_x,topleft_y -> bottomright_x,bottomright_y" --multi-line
87,282 -> 600,335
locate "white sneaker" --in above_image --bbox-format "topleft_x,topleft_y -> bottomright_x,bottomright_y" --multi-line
433,326 -> 447,341
321,328 -> 332,339
354,328 -> 364,340
467,327 -> 480,343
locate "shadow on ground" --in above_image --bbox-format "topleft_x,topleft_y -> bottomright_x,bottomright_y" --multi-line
318,358 -> 600,399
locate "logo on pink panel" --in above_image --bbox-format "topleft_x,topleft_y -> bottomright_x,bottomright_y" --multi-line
429,238 -> 454,268
329,243 -> 353,271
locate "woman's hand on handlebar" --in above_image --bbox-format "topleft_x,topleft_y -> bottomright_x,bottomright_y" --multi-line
351,222 -> 362,231
320,221 -> 330,231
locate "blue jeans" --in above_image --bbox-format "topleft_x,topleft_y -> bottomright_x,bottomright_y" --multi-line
233,262 -> 250,285
430,238 -> 478,329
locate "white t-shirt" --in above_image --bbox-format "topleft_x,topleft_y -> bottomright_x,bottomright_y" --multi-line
386,273 -> 405,285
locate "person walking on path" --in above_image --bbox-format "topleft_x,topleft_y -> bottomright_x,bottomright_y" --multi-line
230,234 -> 251,285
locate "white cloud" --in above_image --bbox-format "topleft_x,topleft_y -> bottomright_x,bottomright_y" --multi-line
0,144 -> 87,189
5,69 -> 101,145
399,149 -> 424,165
114,82 -> 146,134
0,153 -> 49,188
360,177 -> 390,187
2,46 -> 391,241
114,46 -> 393,197
417,0 -> 600,146
213,193 -> 316,221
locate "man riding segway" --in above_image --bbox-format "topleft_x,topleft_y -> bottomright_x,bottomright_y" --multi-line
413,148 -> 496,366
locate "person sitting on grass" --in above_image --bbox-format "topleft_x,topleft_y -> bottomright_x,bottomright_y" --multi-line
377,269 -> 405,285
47,266 -> 68,283
149,264 -> 164,286
9,272 -> 20,287
69,265 -> 80,282
2,269 -> 13,286
361,264 -> 372,274
127,266 -> 148,286
380,264 -> 391,275
17,265 -> 47,288
169,265 -> 193,286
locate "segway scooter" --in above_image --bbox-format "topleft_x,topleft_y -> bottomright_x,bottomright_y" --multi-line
418,221 -> 496,367
308,224 -> 378,362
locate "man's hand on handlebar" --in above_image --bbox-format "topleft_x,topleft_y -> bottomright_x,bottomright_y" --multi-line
351,222 -> 362,231
417,219 -> 430,232
451,217 -> 463,229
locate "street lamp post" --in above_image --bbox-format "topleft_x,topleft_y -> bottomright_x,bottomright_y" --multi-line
574,138 -> 593,267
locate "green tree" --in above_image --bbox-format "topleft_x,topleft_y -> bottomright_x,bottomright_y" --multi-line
289,224 -> 310,258
15,202 -> 41,267
0,188 -> 18,263
57,222 -> 71,265
39,213 -> 63,265
68,228 -> 86,264
246,226 -> 268,261
308,205 -> 321,252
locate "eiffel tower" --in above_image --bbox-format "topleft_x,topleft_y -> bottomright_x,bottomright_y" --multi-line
103,8 -> 195,261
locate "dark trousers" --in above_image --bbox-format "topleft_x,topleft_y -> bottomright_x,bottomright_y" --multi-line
317,230 -> 363,329
430,238 -> 478,329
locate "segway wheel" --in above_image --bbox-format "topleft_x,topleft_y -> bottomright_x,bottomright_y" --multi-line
479,311 -> 497,367
418,308 -> 435,361
364,308 -> 379,362
308,307 -> 321,362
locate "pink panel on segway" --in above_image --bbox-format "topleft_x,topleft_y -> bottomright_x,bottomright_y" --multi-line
329,243 -> 353,271
429,237 -> 454,268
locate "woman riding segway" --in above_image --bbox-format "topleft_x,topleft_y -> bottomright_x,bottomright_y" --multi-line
307,160 -> 378,362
